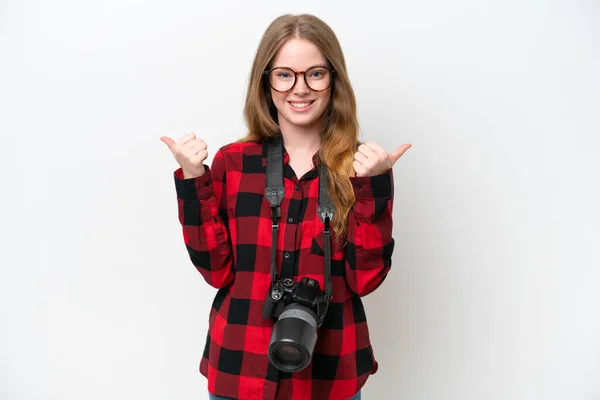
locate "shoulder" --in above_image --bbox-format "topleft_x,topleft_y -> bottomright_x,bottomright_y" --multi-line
217,140 -> 262,157
212,140 -> 264,171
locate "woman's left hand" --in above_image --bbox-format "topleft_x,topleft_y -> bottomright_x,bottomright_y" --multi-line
353,142 -> 412,177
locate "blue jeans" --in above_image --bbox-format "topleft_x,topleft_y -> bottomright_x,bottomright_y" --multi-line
209,391 -> 361,400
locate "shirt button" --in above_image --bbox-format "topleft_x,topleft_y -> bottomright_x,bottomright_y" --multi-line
354,184 -> 361,189
284,252 -> 290,259
287,217 -> 294,223
294,185 -> 300,191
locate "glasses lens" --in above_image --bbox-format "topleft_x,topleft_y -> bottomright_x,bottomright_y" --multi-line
305,67 -> 331,91
269,68 -> 295,92
268,67 -> 332,92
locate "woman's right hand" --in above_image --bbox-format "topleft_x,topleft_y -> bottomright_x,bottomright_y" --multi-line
160,133 -> 208,179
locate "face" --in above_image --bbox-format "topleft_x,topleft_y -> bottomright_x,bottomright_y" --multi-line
267,38 -> 332,130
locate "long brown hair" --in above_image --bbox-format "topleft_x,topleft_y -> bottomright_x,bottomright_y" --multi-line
238,14 -> 360,240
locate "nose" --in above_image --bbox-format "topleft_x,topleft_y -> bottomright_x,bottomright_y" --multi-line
292,72 -> 310,95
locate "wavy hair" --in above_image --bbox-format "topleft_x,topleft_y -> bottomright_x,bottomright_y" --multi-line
238,14 -> 360,240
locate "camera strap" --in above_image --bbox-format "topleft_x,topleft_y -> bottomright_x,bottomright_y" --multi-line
265,137 -> 335,300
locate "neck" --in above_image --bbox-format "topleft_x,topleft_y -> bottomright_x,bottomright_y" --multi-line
278,116 -> 322,154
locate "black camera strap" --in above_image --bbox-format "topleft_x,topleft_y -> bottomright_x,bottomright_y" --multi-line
317,156 -> 335,300
265,137 -> 335,300
265,137 -> 285,283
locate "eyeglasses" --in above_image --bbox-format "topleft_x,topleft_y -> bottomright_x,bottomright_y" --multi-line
264,66 -> 336,93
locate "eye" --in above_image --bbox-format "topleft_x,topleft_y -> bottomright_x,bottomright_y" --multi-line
274,70 -> 294,79
308,68 -> 328,79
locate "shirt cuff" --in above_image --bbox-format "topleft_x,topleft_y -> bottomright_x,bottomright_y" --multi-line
173,166 -> 214,200
350,169 -> 393,199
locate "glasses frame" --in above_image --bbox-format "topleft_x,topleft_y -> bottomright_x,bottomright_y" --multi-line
263,65 -> 336,93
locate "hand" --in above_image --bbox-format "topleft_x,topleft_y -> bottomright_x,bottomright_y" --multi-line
353,142 -> 412,177
160,133 -> 208,179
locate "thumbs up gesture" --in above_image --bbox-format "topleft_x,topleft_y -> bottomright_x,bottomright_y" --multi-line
353,142 -> 412,177
160,133 -> 208,179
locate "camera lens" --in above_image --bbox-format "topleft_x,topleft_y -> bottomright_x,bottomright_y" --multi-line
279,345 -> 300,360
268,303 -> 318,372
272,344 -> 303,367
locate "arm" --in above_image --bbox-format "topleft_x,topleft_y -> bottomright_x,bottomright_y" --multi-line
173,148 -> 234,288
344,169 -> 395,297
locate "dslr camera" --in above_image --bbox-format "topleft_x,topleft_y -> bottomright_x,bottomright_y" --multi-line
262,276 -> 330,372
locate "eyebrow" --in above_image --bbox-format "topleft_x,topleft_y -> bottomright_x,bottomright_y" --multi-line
271,64 -> 329,70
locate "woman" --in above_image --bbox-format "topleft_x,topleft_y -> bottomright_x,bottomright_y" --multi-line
161,13 -> 410,400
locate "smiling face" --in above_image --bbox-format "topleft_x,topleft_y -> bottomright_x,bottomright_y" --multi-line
268,38 -> 332,131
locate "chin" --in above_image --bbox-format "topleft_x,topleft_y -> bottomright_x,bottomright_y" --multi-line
287,115 -> 320,126
286,118 -> 324,129
281,108 -> 326,128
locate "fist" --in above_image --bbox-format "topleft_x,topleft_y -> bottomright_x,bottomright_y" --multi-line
160,133 -> 208,179
353,141 -> 411,177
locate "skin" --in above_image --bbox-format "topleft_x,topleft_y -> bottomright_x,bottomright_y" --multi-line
268,37 -> 330,178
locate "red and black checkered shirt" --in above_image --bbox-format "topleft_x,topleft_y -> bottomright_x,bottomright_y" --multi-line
173,140 -> 395,400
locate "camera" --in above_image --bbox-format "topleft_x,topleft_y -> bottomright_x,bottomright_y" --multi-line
262,276 -> 330,372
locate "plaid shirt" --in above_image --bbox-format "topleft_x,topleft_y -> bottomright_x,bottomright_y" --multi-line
173,140 -> 395,400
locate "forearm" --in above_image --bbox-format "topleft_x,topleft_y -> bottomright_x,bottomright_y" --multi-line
344,169 -> 395,296
174,164 -> 234,288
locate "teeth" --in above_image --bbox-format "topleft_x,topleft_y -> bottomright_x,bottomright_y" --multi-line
290,102 -> 312,108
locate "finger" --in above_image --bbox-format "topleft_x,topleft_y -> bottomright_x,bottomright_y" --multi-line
365,141 -> 387,159
188,138 -> 206,151
192,149 -> 208,162
388,144 -> 412,165
358,143 -> 377,159
179,132 -> 196,145
354,151 -> 369,167
194,147 -> 208,159
160,136 -> 176,153
353,160 -> 366,177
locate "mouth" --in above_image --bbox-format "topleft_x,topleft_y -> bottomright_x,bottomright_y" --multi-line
288,100 -> 315,112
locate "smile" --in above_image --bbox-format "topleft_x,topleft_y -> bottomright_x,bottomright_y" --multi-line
288,100 -> 315,111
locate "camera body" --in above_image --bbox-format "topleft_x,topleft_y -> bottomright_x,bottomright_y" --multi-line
262,277 -> 329,326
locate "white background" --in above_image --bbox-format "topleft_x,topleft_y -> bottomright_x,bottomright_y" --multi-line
1,0 -> 599,399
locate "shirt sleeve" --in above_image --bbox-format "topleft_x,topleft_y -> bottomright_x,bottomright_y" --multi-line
344,168 -> 395,297
173,148 -> 234,288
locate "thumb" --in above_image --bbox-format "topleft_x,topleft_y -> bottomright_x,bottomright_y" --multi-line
388,144 -> 411,165
160,136 -> 176,153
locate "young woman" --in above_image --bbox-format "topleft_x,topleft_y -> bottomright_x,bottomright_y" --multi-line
161,14 -> 411,400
